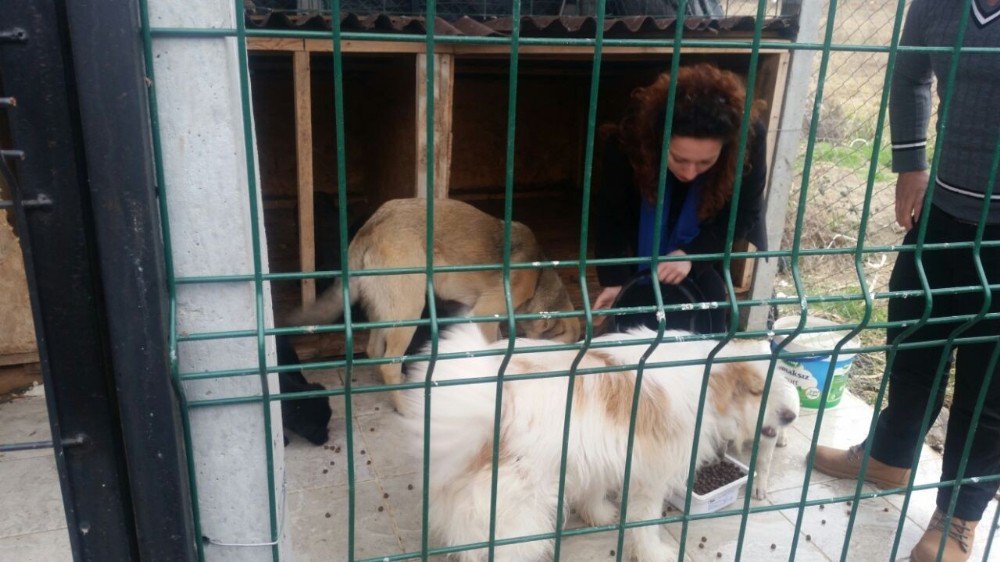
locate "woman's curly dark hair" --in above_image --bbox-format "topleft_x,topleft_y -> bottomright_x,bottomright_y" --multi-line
601,64 -> 766,220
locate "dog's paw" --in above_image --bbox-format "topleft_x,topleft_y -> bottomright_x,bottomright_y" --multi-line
776,429 -> 789,448
579,499 -> 618,527
753,484 -> 768,500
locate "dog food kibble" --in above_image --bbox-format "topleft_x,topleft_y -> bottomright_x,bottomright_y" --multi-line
325,512 -> 331,518
819,504 -> 825,510
698,543 -> 704,549
408,484 -> 414,490
846,501 -> 852,506
821,519 -> 826,525
369,427 -> 375,432
701,537 -> 707,543
609,550 -> 615,556
366,459 -> 371,465
375,406 -> 380,411
334,446 -> 341,453
383,492 -> 389,499
661,511 -> 667,517
693,459 -> 746,495
770,543 -> 777,550
330,461 -> 335,466
322,469 -> 328,474
360,449 -> 366,455
377,506 -> 384,512
716,552 -> 722,558
883,507 -> 889,512
806,534 -> 812,542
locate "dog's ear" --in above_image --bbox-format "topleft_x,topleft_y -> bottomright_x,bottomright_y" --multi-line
729,362 -> 765,396
535,317 -> 581,343
711,362 -> 765,412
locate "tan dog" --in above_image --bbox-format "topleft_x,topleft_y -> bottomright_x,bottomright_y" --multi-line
288,198 -> 580,410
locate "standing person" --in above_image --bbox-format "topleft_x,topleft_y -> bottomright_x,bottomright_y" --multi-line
812,2 -> 1000,560
591,63 -> 768,333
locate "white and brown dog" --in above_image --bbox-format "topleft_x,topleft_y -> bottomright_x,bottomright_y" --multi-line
402,325 -> 798,562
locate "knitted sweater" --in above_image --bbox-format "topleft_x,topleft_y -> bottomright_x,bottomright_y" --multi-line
890,0 -> 1000,224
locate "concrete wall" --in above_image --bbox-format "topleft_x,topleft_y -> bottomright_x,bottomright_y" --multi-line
148,0 -> 287,559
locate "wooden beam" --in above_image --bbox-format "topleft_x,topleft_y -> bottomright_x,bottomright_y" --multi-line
304,39 -> 428,54
247,37 -> 305,51
445,44 -> 789,57
297,38 -> 790,57
0,351 -> 40,368
755,51 -> 791,173
293,50 -> 316,305
415,53 -> 454,198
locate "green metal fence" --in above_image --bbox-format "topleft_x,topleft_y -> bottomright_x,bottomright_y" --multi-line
139,0 -> 999,560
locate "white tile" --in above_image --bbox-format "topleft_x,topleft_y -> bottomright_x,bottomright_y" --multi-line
0,396 -> 53,462
283,419 -> 378,492
338,365 -> 400,419
0,529 -> 72,562
375,472 -> 447,561
769,480 -> 923,561
664,500 -> 829,562
285,481 -> 402,561
740,423 -> 838,497
0,456 -> 66,538
355,411 -> 422,480
791,395 -> 880,448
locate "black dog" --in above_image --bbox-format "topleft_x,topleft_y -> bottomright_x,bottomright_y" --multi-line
278,335 -> 333,446
278,192 -> 361,446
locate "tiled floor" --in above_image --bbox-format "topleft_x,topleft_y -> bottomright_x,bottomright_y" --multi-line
2,375 -> 997,562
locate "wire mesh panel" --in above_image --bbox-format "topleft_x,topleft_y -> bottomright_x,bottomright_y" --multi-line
140,0 -> 999,560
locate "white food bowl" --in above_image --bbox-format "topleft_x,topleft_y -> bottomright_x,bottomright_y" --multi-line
668,455 -> 751,515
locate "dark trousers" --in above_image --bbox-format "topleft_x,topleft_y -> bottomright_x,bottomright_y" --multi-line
869,205 -> 1000,521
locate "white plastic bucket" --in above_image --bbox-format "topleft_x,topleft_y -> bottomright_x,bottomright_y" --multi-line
771,316 -> 858,409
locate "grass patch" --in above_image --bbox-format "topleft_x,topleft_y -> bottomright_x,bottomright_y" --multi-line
809,140 -> 894,183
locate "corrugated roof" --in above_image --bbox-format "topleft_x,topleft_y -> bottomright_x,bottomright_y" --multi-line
245,12 -> 797,39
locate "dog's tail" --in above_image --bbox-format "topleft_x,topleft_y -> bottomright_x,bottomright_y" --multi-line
284,238 -> 366,326
400,324 -> 504,484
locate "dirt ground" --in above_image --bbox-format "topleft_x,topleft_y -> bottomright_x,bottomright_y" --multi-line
767,0 -> 932,406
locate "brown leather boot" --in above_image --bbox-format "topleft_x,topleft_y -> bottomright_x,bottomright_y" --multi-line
812,443 -> 910,489
910,509 -> 978,562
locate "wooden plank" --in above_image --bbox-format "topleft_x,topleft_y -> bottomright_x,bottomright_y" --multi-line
0,362 -> 42,398
247,37 -> 304,52
727,53 -> 787,298
0,352 -> 40,368
294,50 -> 316,305
445,44 -> 789,57
298,38 -> 790,57
415,53 -> 454,198
730,240 -> 757,295
304,39 -> 428,54
754,51 -> 790,176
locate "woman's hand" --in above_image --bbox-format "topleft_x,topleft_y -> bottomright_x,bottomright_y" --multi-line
657,249 -> 692,285
591,286 -> 623,326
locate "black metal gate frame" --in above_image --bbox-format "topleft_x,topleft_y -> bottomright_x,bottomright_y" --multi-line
0,1 -> 196,560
